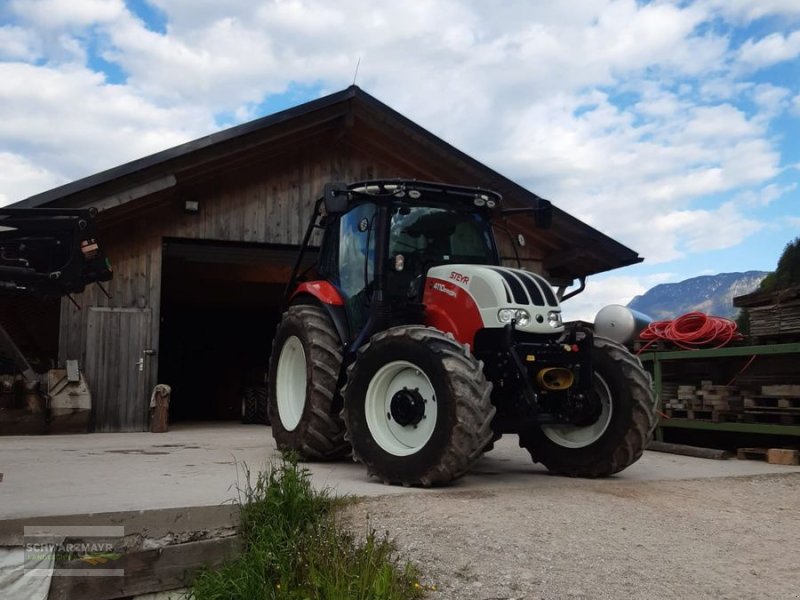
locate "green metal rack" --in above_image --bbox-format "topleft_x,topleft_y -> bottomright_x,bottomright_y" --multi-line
639,342 -> 800,440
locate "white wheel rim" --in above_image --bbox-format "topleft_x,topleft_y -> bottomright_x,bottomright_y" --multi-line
365,360 -> 437,457
276,335 -> 307,431
542,373 -> 613,449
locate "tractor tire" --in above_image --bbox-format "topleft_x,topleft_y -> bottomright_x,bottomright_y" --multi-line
519,335 -> 656,477
268,305 -> 350,460
342,326 -> 495,486
255,386 -> 269,425
241,388 -> 258,424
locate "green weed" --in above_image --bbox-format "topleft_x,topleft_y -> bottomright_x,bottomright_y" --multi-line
188,458 -> 425,600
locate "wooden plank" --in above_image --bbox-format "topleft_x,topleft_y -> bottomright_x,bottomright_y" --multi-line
119,307 -> 132,430
138,309 -> 153,430
647,441 -> 732,460
767,448 -> 800,465
47,537 -> 241,600
762,384 -> 800,397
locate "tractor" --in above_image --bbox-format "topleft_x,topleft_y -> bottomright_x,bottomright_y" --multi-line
268,180 -> 656,486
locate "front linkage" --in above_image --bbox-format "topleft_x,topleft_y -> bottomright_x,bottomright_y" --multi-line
478,322 -> 600,434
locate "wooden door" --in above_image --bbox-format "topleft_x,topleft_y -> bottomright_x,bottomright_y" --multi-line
85,308 -> 153,432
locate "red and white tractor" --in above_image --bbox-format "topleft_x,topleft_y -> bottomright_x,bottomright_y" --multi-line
268,180 -> 656,486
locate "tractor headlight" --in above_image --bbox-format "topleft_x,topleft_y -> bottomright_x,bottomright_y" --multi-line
547,310 -> 562,328
498,308 -> 530,327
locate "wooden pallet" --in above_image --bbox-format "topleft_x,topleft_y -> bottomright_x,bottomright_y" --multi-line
744,396 -> 800,410
664,408 -> 740,423
742,411 -> 800,425
736,447 -> 800,465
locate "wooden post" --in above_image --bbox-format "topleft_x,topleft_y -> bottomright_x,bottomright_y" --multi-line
149,384 -> 171,433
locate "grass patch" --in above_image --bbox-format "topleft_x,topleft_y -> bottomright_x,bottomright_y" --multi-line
188,458 -> 425,600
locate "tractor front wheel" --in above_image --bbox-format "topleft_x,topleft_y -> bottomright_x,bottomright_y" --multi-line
343,326 -> 495,486
519,336 -> 656,477
268,304 -> 350,460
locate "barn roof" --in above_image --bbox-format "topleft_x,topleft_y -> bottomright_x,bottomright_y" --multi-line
11,85 -> 642,280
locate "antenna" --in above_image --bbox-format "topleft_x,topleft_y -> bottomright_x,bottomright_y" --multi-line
352,57 -> 361,86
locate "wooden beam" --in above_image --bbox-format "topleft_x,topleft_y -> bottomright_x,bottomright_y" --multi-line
47,537 -> 241,600
93,176 -> 176,214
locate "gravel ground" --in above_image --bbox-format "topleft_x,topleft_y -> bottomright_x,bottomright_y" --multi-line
342,472 -> 800,600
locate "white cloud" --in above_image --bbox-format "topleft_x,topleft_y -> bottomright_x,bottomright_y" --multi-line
733,182 -> 798,207
704,0 -> 800,21
651,202 -> 764,253
0,152 -> 65,206
0,62 -> 214,202
0,25 -> 42,61
10,0 -> 126,29
738,30 -> 800,69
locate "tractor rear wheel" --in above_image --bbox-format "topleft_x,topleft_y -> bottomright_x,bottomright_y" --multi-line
241,388 -> 258,424
268,304 -> 350,460
519,336 -> 656,477
242,386 -> 269,424
343,326 -> 495,486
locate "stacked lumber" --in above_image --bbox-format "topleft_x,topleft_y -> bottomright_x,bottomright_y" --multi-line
662,380 -> 743,422
741,384 -> 800,425
734,285 -> 800,339
748,303 -> 800,337
663,381 -> 800,425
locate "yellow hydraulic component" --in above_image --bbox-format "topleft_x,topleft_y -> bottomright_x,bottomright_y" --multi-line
536,367 -> 575,391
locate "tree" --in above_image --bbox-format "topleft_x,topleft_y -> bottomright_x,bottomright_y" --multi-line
758,236 -> 800,293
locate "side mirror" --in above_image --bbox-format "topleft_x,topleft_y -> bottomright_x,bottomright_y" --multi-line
323,182 -> 349,214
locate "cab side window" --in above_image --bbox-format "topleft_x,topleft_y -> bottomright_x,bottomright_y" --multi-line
337,203 -> 376,334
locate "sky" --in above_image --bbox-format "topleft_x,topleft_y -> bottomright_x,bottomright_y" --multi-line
1,0 -> 799,321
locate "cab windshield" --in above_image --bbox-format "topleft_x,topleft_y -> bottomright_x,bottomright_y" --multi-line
389,206 -> 496,269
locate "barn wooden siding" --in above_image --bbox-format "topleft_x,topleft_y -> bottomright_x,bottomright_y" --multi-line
59,143 -> 546,429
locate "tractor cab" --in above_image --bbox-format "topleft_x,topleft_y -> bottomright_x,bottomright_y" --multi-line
308,181 -> 506,342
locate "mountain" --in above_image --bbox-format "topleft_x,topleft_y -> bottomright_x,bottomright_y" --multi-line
627,271 -> 768,320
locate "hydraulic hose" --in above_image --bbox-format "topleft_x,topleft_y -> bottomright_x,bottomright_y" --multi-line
638,311 -> 743,351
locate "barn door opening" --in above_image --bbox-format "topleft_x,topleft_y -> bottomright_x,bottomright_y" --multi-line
85,307 -> 153,432
158,239 -> 308,424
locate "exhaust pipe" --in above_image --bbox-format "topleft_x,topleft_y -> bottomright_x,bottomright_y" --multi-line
536,367 -> 575,391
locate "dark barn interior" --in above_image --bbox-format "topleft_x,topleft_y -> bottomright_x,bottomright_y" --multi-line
158,239 -> 299,422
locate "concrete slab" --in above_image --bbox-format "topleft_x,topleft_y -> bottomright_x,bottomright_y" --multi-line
1,422 -> 799,520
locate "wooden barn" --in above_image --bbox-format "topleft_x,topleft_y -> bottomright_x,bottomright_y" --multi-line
11,86 -> 642,432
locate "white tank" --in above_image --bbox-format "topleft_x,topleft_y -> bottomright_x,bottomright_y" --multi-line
594,304 -> 652,345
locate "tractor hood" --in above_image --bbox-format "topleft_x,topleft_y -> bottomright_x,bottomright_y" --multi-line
424,264 -> 564,336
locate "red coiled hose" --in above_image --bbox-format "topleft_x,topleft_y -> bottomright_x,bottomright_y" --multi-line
638,312 -> 743,351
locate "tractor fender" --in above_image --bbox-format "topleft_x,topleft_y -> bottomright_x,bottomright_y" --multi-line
289,282 -> 349,345
291,281 -> 344,306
